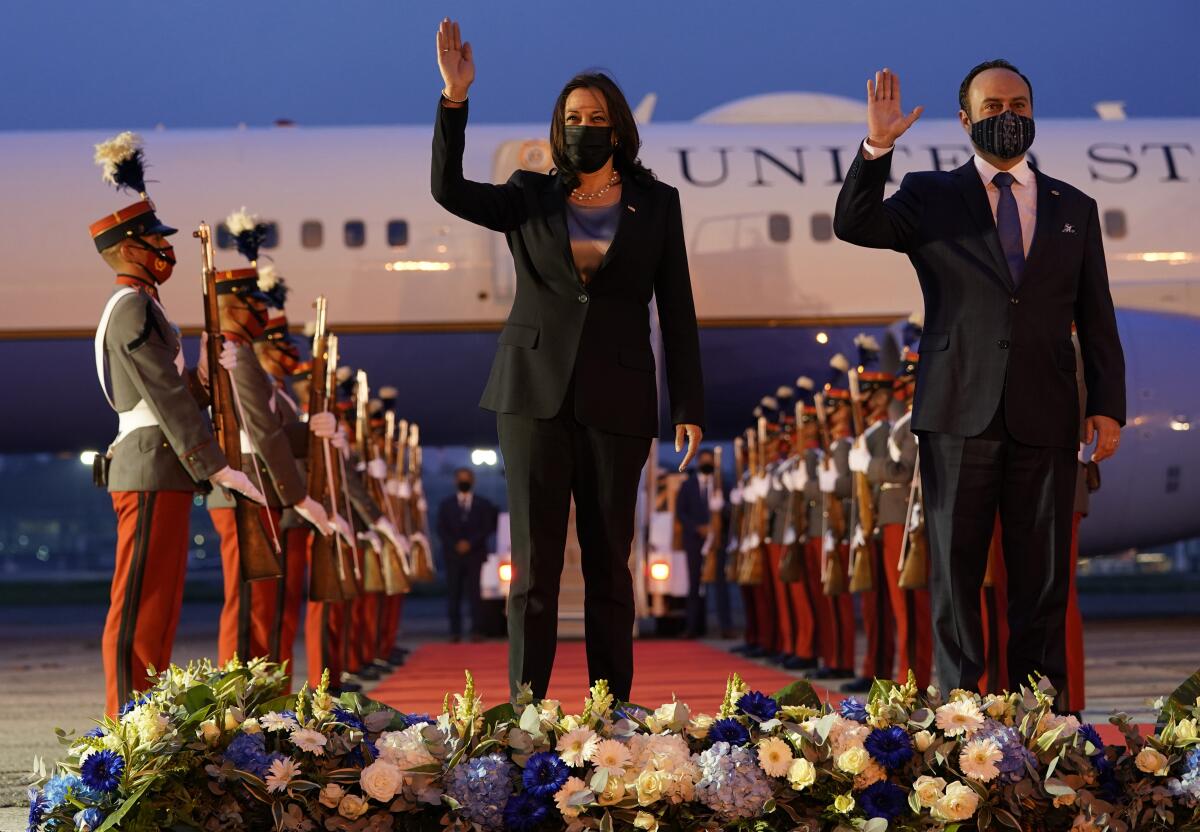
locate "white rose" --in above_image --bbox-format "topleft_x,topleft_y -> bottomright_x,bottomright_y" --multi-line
360,760 -> 405,802
914,730 -> 935,752
913,775 -> 946,807
338,793 -> 370,819
1176,719 -> 1198,742
933,781 -> 980,822
241,718 -> 262,735
836,746 -> 869,775
1135,747 -> 1169,775
319,783 -> 347,808
636,769 -> 666,806
786,758 -> 816,790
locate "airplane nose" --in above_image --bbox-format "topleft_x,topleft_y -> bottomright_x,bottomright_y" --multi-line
1080,309 -> 1200,554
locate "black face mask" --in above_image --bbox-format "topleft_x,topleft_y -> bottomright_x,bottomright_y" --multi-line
969,110 -> 1035,160
456,480 -> 472,493
698,463 -> 715,475
563,125 -> 615,174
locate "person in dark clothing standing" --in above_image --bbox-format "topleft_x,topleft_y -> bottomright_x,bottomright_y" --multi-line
675,448 -> 728,638
437,468 -> 498,642
431,19 -> 705,700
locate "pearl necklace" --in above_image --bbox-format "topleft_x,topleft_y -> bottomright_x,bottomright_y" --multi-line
571,171 -> 621,202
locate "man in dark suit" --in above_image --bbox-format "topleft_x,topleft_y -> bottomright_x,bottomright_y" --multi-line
436,468 -> 498,642
675,448 -> 730,638
833,60 -> 1125,700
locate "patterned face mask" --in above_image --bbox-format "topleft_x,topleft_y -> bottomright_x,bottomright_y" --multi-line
970,110 -> 1036,160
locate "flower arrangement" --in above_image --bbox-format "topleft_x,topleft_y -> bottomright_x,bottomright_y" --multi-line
26,660 -> 1200,832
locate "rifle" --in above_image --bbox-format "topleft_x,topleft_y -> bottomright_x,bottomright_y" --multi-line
194,222 -> 281,581
355,371 -> 409,596
737,420 -> 766,585
724,437 -> 745,584
897,451 -> 929,590
407,424 -> 437,581
846,369 -> 875,593
814,392 -> 847,596
699,445 -> 723,583
306,296 -> 344,602
383,410 -> 415,585
789,401 -> 809,543
327,336 -> 361,600
778,403 -> 807,584
352,372 -> 388,594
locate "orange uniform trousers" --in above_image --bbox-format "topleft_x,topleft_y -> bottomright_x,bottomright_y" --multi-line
770,542 -> 817,660
880,524 -> 933,688
103,490 -> 193,716
806,538 -> 855,672
857,537 -> 896,681
211,506 -> 284,665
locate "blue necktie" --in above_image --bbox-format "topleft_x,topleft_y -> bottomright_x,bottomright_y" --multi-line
992,171 -> 1025,287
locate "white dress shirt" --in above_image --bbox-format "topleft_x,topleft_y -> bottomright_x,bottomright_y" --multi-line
458,492 -> 473,513
861,139 -> 1037,256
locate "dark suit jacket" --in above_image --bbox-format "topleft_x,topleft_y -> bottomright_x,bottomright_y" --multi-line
431,99 -> 705,439
834,150 -> 1125,449
675,472 -> 728,548
436,493 -> 498,560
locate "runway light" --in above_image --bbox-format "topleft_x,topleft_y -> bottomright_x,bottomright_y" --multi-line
816,331 -> 829,344
1170,419 -> 1191,432
649,560 -> 671,582
384,260 -> 453,272
1114,251 -> 1196,265
80,450 -> 99,466
498,562 -> 513,583
471,449 -> 498,466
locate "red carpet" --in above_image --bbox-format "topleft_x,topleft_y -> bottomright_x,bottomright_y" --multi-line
371,639 -> 835,715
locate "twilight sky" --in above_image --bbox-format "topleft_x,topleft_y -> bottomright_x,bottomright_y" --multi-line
1,0 -> 1196,132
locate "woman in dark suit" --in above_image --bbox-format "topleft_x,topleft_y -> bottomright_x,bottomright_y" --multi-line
431,18 -> 705,701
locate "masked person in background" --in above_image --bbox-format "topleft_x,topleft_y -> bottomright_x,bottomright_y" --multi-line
437,468 -> 499,642
834,60 -> 1125,703
432,19 -> 705,700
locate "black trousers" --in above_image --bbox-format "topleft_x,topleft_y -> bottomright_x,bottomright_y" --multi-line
497,403 -> 650,702
682,537 -> 706,636
919,403 -> 1076,698
445,548 -> 485,639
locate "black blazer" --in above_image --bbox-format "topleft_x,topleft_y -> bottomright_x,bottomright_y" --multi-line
833,149 -> 1125,449
675,471 -> 728,545
431,100 -> 705,439
436,493 -> 498,559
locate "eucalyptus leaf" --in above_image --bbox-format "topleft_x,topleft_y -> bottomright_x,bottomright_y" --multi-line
772,680 -> 822,709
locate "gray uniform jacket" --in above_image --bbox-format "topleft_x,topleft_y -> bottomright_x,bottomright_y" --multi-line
764,457 -> 798,543
868,410 -> 918,527
103,288 -> 226,492
861,419 -> 892,529
274,385 -> 312,530
803,447 -> 822,538
832,437 -> 852,540
207,341 -> 306,510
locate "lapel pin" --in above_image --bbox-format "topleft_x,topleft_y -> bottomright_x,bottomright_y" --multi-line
1062,223 -> 1076,234
627,205 -> 636,213
1051,189 -> 1060,196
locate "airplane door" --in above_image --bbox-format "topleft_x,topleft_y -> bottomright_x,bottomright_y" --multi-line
489,139 -> 555,301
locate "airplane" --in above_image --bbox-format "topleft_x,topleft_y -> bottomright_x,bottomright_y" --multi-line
0,91 -> 1196,556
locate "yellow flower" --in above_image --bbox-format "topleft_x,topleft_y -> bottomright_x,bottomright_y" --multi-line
756,737 -> 794,778
597,775 -> 626,806
633,811 -> 659,832
240,718 -> 262,735
635,769 -> 666,806
687,715 -> 714,740
337,793 -> 370,820
223,710 -> 242,731
1135,747 -> 1169,776
199,719 -> 221,746
836,746 -> 869,775
913,775 -> 946,807
1176,719 -> 1198,742
786,758 -> 816,790
832,793 -> 855,814
914,730 -> 935,752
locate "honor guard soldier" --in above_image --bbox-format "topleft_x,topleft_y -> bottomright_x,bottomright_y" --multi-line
89,133 -> 265,715
209,209 -> 331,665
797,378 -> 838,679
816,357 -> 856,678
846,334 -> 897,692
777,377 -> 820,673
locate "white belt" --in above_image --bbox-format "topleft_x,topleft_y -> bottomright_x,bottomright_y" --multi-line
111,400 -> 160,448
240,429 -> 253,455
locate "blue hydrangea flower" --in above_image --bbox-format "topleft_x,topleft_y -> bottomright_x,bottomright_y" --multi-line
736,691 -> 779,722
73,807 -> 106,832
445,753 -> 514,832
502,791 -> 550,832
522,752 -> 569,799
80,750 -> 124,793
695,742 -> 774,821
42,774 -> 97,808
864,726 -> 914,770
332,708 -> 365,730
839,697 -> 868,723
1176,748 -> 1200,802
859,781 -> 908,821
977,723 -> 1035,783
224,733 -> 273,777
26,787 -> 47,832
708,718 -> 751,747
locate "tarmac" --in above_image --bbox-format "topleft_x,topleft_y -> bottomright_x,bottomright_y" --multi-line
2,600 -> 1197,831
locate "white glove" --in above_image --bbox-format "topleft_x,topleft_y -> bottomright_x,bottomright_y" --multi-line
823,529 -> 836,554
788,464 -> 809,492
818,466 -> 839,494
294,495 -> 332,535
730,487 -> 743,507
309,411 -> 337,439
708,492 -> 725,513
330,427 -> 349,452
209,466 -> 266,504
417,497 -> 428,512
373,517 -> 403,551
888,436 -> 903,464
367,458 -> 388,480
851,524 -> 867,549
848,444 -> 871,474
332,513 -> 354,545
783,526 -> 797,545
359,529 -> 383,552
396,480 -> 413,499
751,475 -> 770,502
218,340 -> 239,371
386,478 -> 402,497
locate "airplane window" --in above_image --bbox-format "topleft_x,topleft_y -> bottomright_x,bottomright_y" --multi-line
810,213 -> 833,242
768,213 -> 791,243
344,220 -> 366,248
301,221 -> 323,249
261,222 -> 279,249
387,220 -> 409,248
216,223 -> 234,250
1103,209 -> 1127,239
